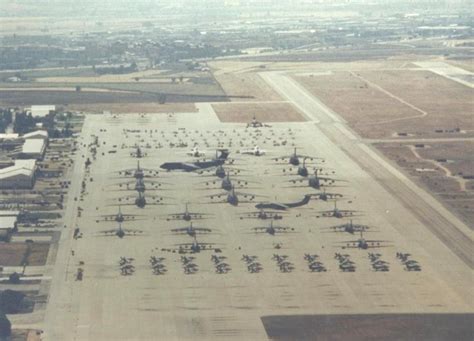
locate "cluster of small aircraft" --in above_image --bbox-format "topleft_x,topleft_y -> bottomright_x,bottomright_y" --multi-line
272,254 -> 294,273
242,254 -> 263,274
304,254 -> 327,272
335,253 -> 356,272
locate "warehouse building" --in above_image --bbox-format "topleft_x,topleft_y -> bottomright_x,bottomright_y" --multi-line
0,210 -> 19,241
0,159 -> 37,189
19,139 -> 46,160
23,130 -> 48,141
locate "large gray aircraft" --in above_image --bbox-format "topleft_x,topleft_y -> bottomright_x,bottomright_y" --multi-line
114,178 -> 168,193
96,206 -> 143,224
315,200 -> 361,218
171,222 -> 213,237
286,169 -> 339,190
336,231 -> 392,250
116,191 -> 165,208
117,161 -> 160,179
98,221 -> 144,238
252,220 -> 296,236
160,149 -> 230,172
273,148 -> 324,166
161,236 -> 219,254
200,172 -> 256,191
164,203 -> 212,222
255,194 -> 313,211
322,220 -> 370,235
238,209 -> 285,220
207,186 -> 263,206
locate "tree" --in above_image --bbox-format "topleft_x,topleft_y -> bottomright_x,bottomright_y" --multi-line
0,312 -> 11,338
158,94 -> 167,104
0,290 -> 25,313
8,273 -> 20,285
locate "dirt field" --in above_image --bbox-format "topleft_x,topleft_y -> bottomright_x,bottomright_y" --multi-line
375,142 -> 474,228
292,70 -> 474,139
0,242 -> 50,267
261,313 -> 474,341
447,59 -> 474,73
0,89 -> 226,106
68,102 -> 197,114
212,102 -> 306,122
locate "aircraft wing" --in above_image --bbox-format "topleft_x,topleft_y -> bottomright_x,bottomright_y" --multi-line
255,202 -> 288,211
235,191 -> 266,198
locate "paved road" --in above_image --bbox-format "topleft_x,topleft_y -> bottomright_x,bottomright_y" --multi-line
41,117 -> 92,339
261,71 -> 474,268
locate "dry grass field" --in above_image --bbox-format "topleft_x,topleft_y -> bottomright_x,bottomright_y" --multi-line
375,142 -> 474,228
292,70 -> 473,139
213,72 -> 283,102
68,102 -> 197,114
212,102 -> 306,122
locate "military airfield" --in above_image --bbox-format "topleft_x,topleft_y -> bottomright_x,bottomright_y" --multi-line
38,70 -> 473,340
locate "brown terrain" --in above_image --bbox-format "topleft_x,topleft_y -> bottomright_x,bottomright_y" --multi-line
212,102 -> 306,123
0,242 -> 50,267
292,70 -> 473,139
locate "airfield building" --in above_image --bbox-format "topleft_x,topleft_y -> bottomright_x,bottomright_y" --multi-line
0,159 -> 37,189
19,139 -> 46,160
0,210 -> 19,241
23,130 -> 48,141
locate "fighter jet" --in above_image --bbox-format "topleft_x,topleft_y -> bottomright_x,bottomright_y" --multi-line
187,147 -> 206,158
239,145 -> 266,156
163,203 -> 212,222
117,161 -> 160,179
315,200 -> 361,218
255,194 -> 314,211
171,222 -> 212,237
238,209 -> 285,220
160,149 -> 230,172
130,145 -> 147,158
322,220 -> 370,235
246,114 -> 269,128
252,220 -> 295,236
96,206 -> 143,224
98,222 -> 144,238
336,231 -> 392,250
207,186 -> 263,206
273,148 -> 324,166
